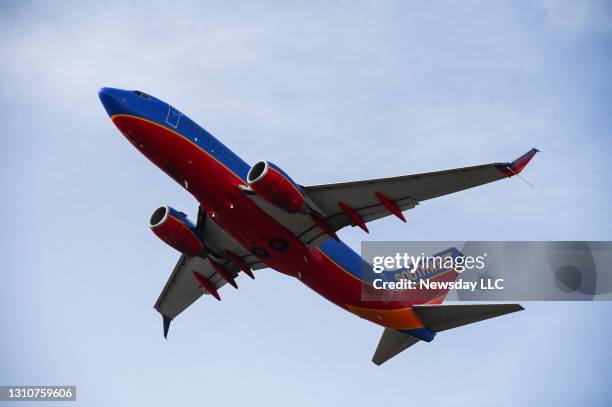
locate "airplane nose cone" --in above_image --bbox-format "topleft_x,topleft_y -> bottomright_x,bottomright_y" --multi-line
98,87 -> 127,117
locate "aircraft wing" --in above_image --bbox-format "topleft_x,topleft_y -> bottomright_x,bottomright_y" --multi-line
303,148 -> 539,243
154,209 -> 266,337
247,149 -> 538,247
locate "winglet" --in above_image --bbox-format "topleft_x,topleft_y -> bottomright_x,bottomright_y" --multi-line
162,316 -> 172,339
496,148 -> 540,177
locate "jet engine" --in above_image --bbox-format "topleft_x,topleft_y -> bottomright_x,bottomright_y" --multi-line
247,161 -> 306,213
149,206 -> 205,257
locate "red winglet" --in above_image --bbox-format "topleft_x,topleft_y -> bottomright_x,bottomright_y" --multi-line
192,271 -> 221,301
338,202 -> 369,233
375,191 -> 406,222
209,259 -> 238,289
496,148 -> 540,177
310,214 -> 339,241
225,250 -> 255,279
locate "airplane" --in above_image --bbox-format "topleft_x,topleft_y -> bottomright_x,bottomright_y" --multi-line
98,87 -> 538,365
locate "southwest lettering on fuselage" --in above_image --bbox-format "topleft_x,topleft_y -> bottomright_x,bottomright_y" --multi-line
99,88 -> 534,364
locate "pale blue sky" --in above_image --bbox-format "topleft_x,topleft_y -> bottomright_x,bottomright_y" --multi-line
1,1 -> 611,406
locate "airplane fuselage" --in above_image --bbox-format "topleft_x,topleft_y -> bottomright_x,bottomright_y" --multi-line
99,88 -> 442,341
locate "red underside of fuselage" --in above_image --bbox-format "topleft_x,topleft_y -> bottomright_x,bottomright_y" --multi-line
112,114 -> 433,330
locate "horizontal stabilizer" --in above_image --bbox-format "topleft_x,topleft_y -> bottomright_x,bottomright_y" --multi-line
372,328 -> 420,366
412,304 -> 524,332
372,304 -> 523,365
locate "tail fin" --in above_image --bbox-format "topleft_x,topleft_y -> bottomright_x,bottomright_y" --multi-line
372,304 -> 523,365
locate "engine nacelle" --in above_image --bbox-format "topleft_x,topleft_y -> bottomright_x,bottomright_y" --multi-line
247,161 -> 306,213
149,206 -> 205,257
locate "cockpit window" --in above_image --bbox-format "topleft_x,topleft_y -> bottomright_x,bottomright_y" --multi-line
133,90 -> 151,100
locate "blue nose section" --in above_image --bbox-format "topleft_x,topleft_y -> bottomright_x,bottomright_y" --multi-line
98,87 -> 127,117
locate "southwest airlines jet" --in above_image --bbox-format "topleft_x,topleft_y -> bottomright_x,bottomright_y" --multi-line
99,88 -> 538,365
